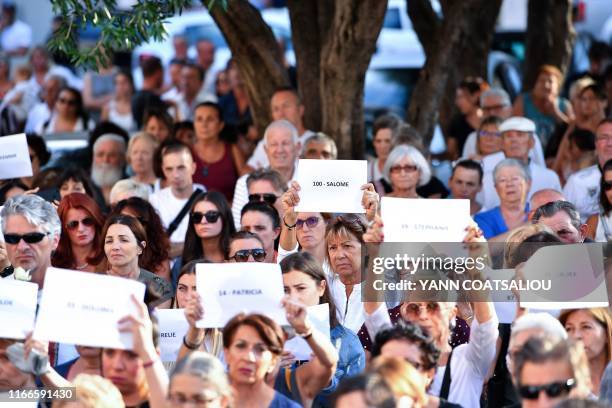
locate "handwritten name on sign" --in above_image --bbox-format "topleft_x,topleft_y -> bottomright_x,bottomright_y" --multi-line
295,159 -> 367,213
34,267 -> 145,349
0,279 -> 38,340
196,262 -> 287,328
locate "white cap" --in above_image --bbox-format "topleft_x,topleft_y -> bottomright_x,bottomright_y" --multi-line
499,116 -> 536,133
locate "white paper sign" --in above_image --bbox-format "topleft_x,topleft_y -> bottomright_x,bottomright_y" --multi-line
294,159 -> 367,213
0,279 -> 38,339
196,263 -> 288,328
519,244 -> 609,309
486,269 -> 518,324
34,268 -> 146,349
156,308 -> 190,364
0,133 -> 33,180
284,303 -> 330,361
381,197 -> 471,242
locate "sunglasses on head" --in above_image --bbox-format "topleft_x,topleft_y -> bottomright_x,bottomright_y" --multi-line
518,378 -> 575,400
296,216 -> 321,229
66,217 -> 95,231
229,248 -> 266,262
191,211 -> 221,224
603,180 -> 612,191
4,232 -> 50,245
248,193 -> 277,205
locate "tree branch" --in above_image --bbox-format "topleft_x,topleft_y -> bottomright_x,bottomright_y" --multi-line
407,0 -> 442,55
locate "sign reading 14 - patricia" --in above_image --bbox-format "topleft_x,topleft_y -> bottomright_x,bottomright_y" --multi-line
295,159 -> 367,214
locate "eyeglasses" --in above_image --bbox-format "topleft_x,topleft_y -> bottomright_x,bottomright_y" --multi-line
4,232 -> 50,245
404,302 -> 440,316
478,130 -> 501,138
296,216 -> 321,230
229,248 -> 266,262
66,218 -> 95,231
481,103 -> 507,113
191,211 -> 221,224
248,193 -> 278,206
596,134 -> 612,143
604,181 -> 612,191
518,378 -> 575,400
390,164 -> 418,174
58,97 -> 77,106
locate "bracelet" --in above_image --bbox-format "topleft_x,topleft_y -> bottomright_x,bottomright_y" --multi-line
297,327 -> 313,339
183,335 -> 202,350
283,215 -> 297,230
142,358 -> 157,369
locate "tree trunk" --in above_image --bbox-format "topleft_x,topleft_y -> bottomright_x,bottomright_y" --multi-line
206,0 -> 290,136
319,0 -> 387,159
523,0 -> 576,91
407,0 -> 502,146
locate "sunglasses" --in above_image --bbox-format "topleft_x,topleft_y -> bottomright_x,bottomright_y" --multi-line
58,97 -> 77,106
229,248 -> 266,262
518,378 -> 575,400
405,302 -> 440,316
66,217 -> 95,231
4,232 -> 50,245
191,211 -> 221,224
390,164 -> 418,174
296,216 -> 321,230
604,180 -> 612,191
248,194 -> 278,206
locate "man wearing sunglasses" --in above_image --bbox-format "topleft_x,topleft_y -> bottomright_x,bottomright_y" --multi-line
246,168 -> 286,220
513,335 -> 590,408
0,194 -> 60,289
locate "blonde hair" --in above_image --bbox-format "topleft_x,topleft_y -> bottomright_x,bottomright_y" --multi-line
52,374 -> 125,408
368,355 -> 427,406
126,131 -> 159,165
558,308 -> 612,362
503,223 -> 554,268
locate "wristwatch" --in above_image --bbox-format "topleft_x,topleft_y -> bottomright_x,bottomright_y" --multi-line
1,265 -> 14,278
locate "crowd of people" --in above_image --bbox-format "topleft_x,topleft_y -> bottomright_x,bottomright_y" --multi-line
1,2 -> 612,408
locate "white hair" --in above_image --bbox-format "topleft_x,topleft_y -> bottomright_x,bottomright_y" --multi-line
480,88 -> 511,107
493,158 -> 532,184
511,313 -> 568,340
383,144 -> 432,187
1,195 -> 61,239
93,133 -> 126,154
109,179 -> 150,204
263,119 -> 298,147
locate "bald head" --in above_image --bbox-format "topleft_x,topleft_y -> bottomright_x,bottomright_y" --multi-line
528,189 -> 565,221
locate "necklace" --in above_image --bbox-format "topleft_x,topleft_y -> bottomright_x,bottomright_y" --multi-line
76,262 -> 89,270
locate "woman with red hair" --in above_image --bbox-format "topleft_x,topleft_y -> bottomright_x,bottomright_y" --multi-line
52,192 -> 106,272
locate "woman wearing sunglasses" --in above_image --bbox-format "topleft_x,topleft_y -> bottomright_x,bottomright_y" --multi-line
111,197 -> 172,283
182,191 -> 236,266
37,86 -> 92,135
226,230 -> 267,263
240,201 -> 281,263
280,252 -> 365,406
103,214 -> 173,308
586,159 -> 612,242
52,192 -> 106,272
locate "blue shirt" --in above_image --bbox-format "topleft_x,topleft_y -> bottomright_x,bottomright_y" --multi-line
474,205 -> 528,239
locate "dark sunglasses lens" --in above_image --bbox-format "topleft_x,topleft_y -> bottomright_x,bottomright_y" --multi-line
3,234 -> 20,244
23,233 -> 47,243
233,251 -> 249,262
66,221 -> 79,230
544,383 -> 564,398
82,218 -> 95,226
263,194 -> 276,205
192,212 -> 204,224
204,211 -> 221,223
252,249 -> 266,262
519,387 -> 539,400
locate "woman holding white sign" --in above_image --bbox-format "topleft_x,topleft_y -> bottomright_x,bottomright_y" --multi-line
103,215 -> 173,308
280,252 -> 365,406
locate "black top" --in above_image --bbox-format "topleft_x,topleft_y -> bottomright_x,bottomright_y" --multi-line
448,114 -> 475,155
131,90 -> 166,129
138,268 -> 174,308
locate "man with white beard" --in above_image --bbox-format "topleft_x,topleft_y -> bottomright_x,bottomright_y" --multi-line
91,134 -> 127,205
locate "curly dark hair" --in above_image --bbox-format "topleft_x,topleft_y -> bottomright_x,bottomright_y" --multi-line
371,321 -> 440,371
110,197 -> 170,271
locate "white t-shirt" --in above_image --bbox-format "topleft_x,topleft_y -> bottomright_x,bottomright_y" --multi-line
149,185 -> 205,243
25,102 -> 50,134
247,130 -> 314,170
563,164 -> 601,223
0,20 -> 31,52
461,130 -> 546,167
477,158 -> 562,210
